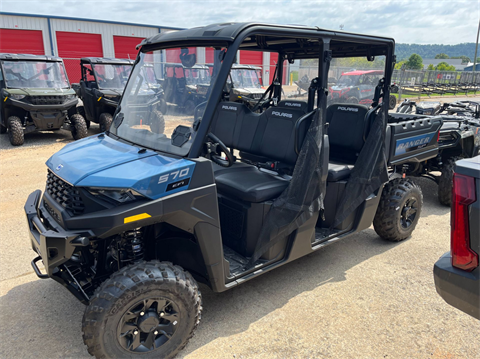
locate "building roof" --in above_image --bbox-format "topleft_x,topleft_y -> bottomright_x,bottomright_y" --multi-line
423,58 -> 465,70
463,63 -> 480,71
0,11 -> 184,31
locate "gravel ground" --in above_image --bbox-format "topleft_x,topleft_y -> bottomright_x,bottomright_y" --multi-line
0,117 -> 479,359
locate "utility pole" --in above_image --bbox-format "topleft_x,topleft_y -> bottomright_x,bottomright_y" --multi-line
473,18 -> 480,74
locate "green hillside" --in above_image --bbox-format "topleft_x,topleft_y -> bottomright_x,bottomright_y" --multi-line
395,43 -> 477,61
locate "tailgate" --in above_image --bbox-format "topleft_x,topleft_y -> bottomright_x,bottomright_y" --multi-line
387,115 -> 443,165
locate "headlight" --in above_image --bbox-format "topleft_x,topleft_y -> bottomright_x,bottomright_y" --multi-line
11,94 -> 26,100
87,188 -> 143,203
65,94 -> 76,100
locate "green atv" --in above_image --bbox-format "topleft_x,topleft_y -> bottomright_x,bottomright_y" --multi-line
0,54 -> 88,146
73,57 -> 135,132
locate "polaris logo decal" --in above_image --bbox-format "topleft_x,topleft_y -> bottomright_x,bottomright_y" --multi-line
284,102 -> 302,107
272,111 -> 293,118
222,105 -> 237,111
338,107 -> 358,112
55,164 -> 63,171
395,132 -> 436,155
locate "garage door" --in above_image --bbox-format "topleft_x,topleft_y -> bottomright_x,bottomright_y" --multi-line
113,35 -> 144,60
0,29 -> 45,55
240,50 -> 262,67
56,32 -> 103,83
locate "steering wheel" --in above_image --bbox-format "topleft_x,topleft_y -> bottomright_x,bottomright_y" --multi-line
206,132 -> 234,167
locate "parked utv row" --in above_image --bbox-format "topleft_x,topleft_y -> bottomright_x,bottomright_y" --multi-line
25,22 -> 459,359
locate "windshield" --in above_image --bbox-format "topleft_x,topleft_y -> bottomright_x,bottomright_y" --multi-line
230,68 -> 261,88
110,47 -> 222,156
93,64 -> 132,89
336,74 -> 361,86
1,61 -> 69,88
185,68 -> 211,85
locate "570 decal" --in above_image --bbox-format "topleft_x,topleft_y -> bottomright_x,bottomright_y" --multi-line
158,168 -> 190,184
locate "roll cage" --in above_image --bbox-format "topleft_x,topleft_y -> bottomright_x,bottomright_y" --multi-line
137,23 -> 395,159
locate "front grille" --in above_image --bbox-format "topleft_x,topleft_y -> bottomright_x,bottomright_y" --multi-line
29,96 -> 66,105
46,170 -> 84,215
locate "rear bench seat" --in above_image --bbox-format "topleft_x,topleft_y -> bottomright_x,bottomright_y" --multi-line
210,101 -> 372,202
210,102 -> 312,202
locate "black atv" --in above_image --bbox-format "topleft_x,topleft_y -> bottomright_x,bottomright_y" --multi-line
396,99 -> 480,205
163,63 -> 211,114
73,57 -> 139,132
0,53 -> 87,146
25,23 -> 443,359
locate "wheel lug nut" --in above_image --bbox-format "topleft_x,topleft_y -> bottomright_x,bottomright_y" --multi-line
140,312 -> 145,316
154,330 -> 158,335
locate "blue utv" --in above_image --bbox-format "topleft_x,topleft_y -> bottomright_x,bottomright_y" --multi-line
25,23 -> 443,358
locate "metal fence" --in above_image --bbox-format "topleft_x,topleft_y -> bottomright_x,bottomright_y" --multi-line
392,68 -> 480,98
295,65 -> 480,98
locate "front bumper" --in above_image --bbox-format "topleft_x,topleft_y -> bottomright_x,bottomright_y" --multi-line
25,190 -> 83,277
433,252 -> 479,320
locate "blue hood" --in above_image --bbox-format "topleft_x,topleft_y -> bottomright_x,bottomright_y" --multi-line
47,135 -> 196,199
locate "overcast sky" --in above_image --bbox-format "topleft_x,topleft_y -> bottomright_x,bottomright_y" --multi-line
1,0 -> 478,45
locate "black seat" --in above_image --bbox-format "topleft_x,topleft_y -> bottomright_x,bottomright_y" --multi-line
325,104 -> 372,181
326,103 -> 370,164
210,102 -> 310,202
327,163 -> 353,181
214,164 -> 289,203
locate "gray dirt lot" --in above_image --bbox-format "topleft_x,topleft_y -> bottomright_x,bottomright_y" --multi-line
0,119 -> 479,359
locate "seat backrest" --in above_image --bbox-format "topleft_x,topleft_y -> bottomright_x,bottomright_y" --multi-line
210,102 -> 310,166
326,104 -> 370,164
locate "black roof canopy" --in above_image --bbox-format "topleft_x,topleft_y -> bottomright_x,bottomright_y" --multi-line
0,53 -> 64,62
139,22 -> 395,60
81,57 -> 134,65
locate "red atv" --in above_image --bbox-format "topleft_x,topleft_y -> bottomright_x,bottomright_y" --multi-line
329,70 -> 396,108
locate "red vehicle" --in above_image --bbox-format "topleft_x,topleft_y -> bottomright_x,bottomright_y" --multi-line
329,70 -> 388,106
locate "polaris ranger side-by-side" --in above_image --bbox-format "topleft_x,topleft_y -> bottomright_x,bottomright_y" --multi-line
396,99 -> 480,205
0,53 -> 88,146
26,23 -> 442,358
74,57 -> 135,132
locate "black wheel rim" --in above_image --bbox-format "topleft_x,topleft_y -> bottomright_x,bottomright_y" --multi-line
400,197 -> 418,229
117,297 -> 180,353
